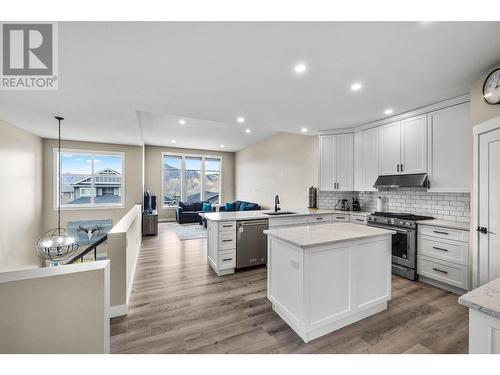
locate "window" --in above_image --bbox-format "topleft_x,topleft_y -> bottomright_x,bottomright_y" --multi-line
204,158 -> 221,204
163,155 -> 182,206
162,153 -> 222,207
56,149 -> 124,208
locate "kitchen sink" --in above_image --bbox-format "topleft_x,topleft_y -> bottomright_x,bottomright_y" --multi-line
263,211 -> 296,216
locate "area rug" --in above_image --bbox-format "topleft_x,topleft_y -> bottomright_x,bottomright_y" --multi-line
171,223 -> 208,241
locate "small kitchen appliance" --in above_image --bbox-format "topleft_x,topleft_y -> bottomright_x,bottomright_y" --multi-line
352,198 -> 361,211
340,199 -> 350,211
308,186 -> 317,209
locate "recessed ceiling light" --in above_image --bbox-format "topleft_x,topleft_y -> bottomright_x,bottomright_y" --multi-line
350,82 -> 363,91
171,139 -> 176,144
179,119 -> 186,125
384,108 -> 394,115
294,63 -> 307,74
220,144 -> 225,148
237,117 -> 245,123
301,127 -> 308,133
245,129 -> 251,134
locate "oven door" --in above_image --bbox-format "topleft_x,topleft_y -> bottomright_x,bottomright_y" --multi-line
367,223 -> 416,268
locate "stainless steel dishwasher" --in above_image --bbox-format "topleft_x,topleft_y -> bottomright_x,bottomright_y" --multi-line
236,220 -> 269,269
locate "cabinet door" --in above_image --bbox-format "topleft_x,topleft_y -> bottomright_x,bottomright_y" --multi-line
427,103 -> 471,192
363,127 -> 379,191
378,121 -> 401,175
401,115 -> 427,174
336,134 -> 354,191
319,135 -> 336,191
354,132 -> 364,191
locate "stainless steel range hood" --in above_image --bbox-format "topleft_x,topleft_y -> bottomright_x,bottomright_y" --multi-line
373,173 -> 428,189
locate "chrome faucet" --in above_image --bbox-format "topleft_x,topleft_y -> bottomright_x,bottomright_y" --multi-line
274,195 -> 281,213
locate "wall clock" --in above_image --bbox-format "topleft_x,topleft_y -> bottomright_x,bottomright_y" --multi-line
483,68 -> 500,105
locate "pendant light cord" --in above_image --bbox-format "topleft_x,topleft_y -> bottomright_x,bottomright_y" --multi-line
58,117 -> 62,234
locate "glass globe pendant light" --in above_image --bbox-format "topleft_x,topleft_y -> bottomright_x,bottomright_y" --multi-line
36,116 -> 79,266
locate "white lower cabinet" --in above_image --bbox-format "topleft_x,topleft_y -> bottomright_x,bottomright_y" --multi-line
468,310 -> 500,354
332,214 -> 349,222
208,214 -> 335,276
417,224 -> 470,292
267,234 -> 392,343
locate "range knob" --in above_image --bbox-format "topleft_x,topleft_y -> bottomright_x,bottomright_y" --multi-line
405,222 -> 412,227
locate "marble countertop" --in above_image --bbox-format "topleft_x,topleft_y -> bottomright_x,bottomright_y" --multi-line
416,219 -> 470,231
264,222 -> 395,249
202,209 -> 373,222
459,278 -> 500,319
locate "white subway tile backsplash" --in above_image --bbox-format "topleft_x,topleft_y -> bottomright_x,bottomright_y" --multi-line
318,187 -> 470,223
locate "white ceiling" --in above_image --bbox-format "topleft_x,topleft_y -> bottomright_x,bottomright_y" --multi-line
1,22 -> 500,151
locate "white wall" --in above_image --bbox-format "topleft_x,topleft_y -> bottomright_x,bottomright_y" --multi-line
235,132 -> 318,209
0,119 -> 43,271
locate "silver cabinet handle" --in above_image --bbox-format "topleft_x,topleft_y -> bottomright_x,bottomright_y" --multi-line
433,230 -> 449,235
432,267 -> 448,274
433,246 -> 449,252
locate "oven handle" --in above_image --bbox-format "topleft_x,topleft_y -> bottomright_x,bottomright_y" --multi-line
367,223 -> 414,234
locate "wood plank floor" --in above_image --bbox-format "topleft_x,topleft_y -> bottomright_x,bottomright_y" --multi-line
110,222 -> 469,354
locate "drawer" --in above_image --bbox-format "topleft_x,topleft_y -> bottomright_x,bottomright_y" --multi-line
418,256 -> 469,290
418,225 -> 469,243
219,221 -> 236,232
308,214 -> 333,225
333,214 -> 349,222
350,215 -> 367,225
418,235 -> 469,266
218,231 -> 236,250
269,216 -> 309,228
218,249 -> 236,269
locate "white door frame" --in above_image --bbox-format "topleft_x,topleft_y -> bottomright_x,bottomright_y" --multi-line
472,115 -> 500,289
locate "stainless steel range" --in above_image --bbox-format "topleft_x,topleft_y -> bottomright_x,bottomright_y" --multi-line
367,212 -> 433,280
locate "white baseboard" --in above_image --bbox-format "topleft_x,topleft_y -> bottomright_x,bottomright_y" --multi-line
419,275 -> 467,295
109,303 -> 128,318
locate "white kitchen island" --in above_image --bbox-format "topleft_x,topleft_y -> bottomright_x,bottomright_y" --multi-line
264,222 -> 394,343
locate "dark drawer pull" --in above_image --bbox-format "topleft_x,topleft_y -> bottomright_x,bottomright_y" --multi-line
433,246 -> 449,252
316,217 -> 324,220
432,267 -> 448,274
222,258 -> 233,262
222,225 -> 233,228
336,217 -> 346,220
222,239 -> 233,242
355,219 -> 364,222
433,230 -> 449,235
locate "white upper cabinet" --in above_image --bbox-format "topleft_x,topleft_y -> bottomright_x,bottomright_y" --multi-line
401,115 -> 427,174
319,134 -> 353,191
336,134 -> 354,191
354,128 -> 378,191
427,102 -> 471,192
363,127 -> 379,190
378,121 -> 401,175
378,116 -> 427,175
319,135 -> 335,191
